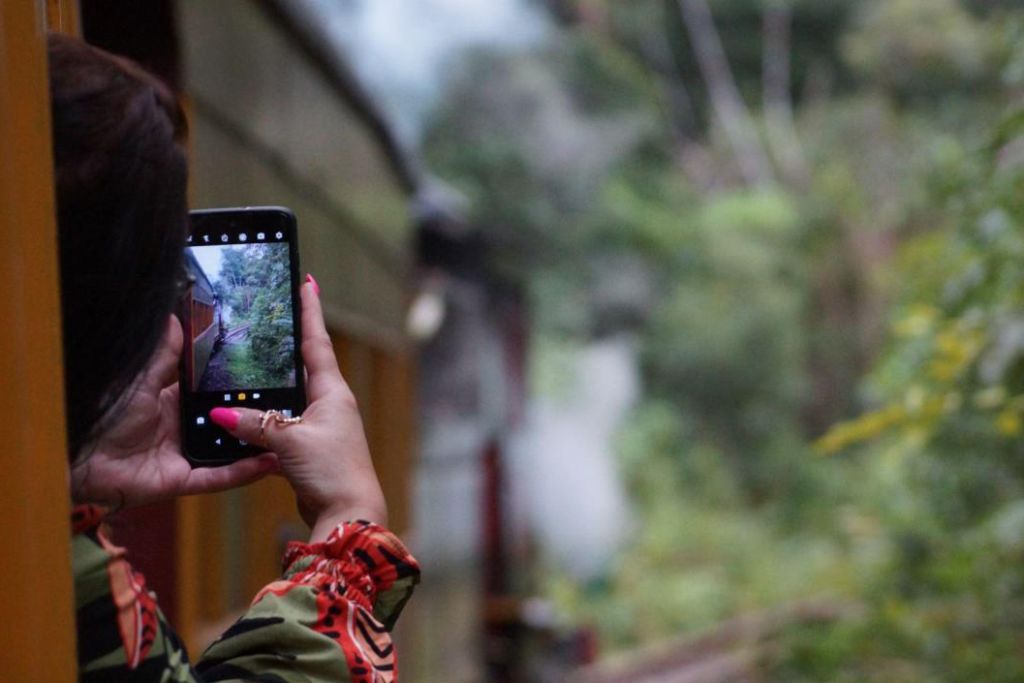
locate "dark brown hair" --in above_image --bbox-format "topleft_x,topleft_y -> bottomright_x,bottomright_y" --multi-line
48,33 -> 189,460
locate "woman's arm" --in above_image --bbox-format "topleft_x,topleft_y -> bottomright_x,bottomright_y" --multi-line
73,276 -> 419,682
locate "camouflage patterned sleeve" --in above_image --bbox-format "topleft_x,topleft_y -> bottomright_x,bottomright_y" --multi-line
196,520 -> 421,682
72,505 -> 420,683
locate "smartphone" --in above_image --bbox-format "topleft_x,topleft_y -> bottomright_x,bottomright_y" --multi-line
179,207 -> 306,465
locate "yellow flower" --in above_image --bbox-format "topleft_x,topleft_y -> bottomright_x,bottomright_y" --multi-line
814,405 -> 907,454
893,305 -> 939,338
928,327 -> 984,381
996,409 -> 1022,437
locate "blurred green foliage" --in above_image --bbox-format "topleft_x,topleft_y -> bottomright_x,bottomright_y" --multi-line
795,107 -> 1024,682
423,0 -> 1024,679
843,0 -> 1009,99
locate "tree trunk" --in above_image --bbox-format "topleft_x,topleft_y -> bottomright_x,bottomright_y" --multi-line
763,3 -> 809,189
677,0 -> 775,187
643,5 -> 699,142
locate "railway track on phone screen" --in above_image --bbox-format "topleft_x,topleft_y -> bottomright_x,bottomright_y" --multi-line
222,322 -> 251,343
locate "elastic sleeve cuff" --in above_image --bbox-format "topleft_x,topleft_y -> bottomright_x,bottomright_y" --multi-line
282,520 -> 420,629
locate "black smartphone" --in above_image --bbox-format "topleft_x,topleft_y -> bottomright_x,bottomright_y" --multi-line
179,207 -> 306,466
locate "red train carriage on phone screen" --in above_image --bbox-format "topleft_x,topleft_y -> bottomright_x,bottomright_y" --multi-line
181,250 -> 220,391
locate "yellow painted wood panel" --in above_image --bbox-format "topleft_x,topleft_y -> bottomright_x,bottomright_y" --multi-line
370,349 -> 416,533
175,495 -> 202,650
242,477 -> 304,600
0,1 -> 76,679
336,331 -> 416,533
177,491 -> 228,652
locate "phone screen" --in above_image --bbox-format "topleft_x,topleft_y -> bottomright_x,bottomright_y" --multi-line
180,207 -> 305,465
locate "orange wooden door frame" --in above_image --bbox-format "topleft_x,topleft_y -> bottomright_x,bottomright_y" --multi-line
0,0 -> 77,679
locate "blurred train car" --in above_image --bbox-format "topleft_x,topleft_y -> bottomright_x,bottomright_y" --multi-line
21,0 -> 421,656
181,250 -> 220,391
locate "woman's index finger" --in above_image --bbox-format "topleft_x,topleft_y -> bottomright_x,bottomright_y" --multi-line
299,280 -> 344,400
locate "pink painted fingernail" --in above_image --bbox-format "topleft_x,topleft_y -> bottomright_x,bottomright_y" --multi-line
306,273 -> 320,296
209,407 -> 241,431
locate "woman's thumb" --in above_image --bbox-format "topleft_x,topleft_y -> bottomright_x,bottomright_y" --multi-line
209,407 -> 282,451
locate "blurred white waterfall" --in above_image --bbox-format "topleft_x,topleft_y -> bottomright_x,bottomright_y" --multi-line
512,335 -> 636,581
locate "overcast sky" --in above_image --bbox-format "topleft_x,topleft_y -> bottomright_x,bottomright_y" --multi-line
189,244 -> 225,284
304,0 -> 550,142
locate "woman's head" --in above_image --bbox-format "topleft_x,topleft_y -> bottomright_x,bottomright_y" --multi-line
49,34 -> 188,460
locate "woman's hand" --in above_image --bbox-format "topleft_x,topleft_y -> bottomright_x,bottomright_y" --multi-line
69,316 -> 280,509
208,277 -> 388,541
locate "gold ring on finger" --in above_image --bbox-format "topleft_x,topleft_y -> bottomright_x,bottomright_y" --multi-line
258,410 -> 273,447
259,409 -> 303,447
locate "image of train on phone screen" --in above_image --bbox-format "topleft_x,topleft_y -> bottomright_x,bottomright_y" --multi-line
181,242 -> 297,392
